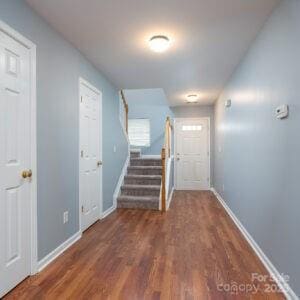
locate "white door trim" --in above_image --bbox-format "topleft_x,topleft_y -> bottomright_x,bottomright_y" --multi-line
0,20 -> 38,274
174,117 -> 211,190
78,77 -> 103,233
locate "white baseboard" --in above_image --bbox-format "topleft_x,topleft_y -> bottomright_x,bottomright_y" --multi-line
37,231 -> 81,272
101,204 -> 116,219
167,187 -> 174,210
211,188 -> 298,300
113,154 -> 130,206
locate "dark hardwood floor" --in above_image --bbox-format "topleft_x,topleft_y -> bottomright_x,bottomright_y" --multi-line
5,191 -> 285,299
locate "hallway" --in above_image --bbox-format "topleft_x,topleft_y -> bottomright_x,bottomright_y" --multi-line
5,191 -> 284,299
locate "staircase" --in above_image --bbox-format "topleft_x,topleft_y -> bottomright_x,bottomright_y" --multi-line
117,150 -> 162,210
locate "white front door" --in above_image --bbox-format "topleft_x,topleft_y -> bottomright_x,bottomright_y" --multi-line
0,29 -> 33,296
79,79 -> 102,232
175,118 -> 210,190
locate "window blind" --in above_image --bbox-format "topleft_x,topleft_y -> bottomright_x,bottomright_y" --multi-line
128,119 -> 150,147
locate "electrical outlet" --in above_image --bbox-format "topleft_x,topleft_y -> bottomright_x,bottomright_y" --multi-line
113,145 -> 117,153
225,99 -> 232,108
222,184 -> 225,192
63,211 -> 69,224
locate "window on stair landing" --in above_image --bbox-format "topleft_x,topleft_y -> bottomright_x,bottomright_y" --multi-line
128,118 -> 150,147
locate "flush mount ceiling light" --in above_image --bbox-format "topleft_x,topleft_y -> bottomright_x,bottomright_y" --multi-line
149,35 -> 170,53
186,94 -> 199,103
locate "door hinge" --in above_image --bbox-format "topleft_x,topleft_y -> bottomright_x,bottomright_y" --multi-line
81,205 -> 84,213
81,150 -> 84,158
80,96 -> 83,103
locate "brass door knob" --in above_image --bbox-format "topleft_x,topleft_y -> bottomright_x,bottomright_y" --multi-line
22,169 -> 32,179
97,161 -> 102,167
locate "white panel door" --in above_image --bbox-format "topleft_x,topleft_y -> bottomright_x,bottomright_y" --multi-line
175,119 -> 210,190
0,30 -> 32,297
80,80 -> 102,232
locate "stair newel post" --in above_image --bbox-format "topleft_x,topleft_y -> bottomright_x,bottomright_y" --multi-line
161,148 -> 166,212
167,117 -> 171,158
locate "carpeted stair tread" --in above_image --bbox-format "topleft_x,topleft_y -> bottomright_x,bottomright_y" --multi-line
130,158 -> 161,161
130,158 -> 162,166
118,151 -> 162,210
124,174 -> 162,186
127,165 -> 162,176
130,149 -> 141,158
128,166 -> 162,170
130,149 -> 141,153
121,184 -> 160,197
125,175 -> 162,179
117,195 -> 159,210
118,195 -> 159,202
121,184 -> 161,190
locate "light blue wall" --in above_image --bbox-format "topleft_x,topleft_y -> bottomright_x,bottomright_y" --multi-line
0,0 -> 127,260
214,0 -> 300,294
125,89 -> 174,155
171,105 -> 215,186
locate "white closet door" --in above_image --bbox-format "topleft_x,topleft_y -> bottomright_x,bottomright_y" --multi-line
79,80 -> 102,232
0,28 -> 32,297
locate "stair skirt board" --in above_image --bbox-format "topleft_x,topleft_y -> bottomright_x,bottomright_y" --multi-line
113,154 -> 130,207
118,150 -> 163,210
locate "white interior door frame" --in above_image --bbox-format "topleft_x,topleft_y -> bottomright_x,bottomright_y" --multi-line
78,77 -> 103,233
174,117 -> 211,190
0,20 -> 38,274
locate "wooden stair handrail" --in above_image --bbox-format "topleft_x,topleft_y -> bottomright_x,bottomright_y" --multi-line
120,90 -> 129,134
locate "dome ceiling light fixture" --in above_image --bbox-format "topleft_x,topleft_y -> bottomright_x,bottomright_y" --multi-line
149,35 -> 170,53
186,94 -> 199,103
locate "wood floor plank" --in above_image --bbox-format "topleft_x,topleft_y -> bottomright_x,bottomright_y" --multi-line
4,191 -> 285,299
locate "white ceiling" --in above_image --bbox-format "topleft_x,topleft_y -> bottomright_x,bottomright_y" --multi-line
124,89 -> 169,106
27,0 -> 279,106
